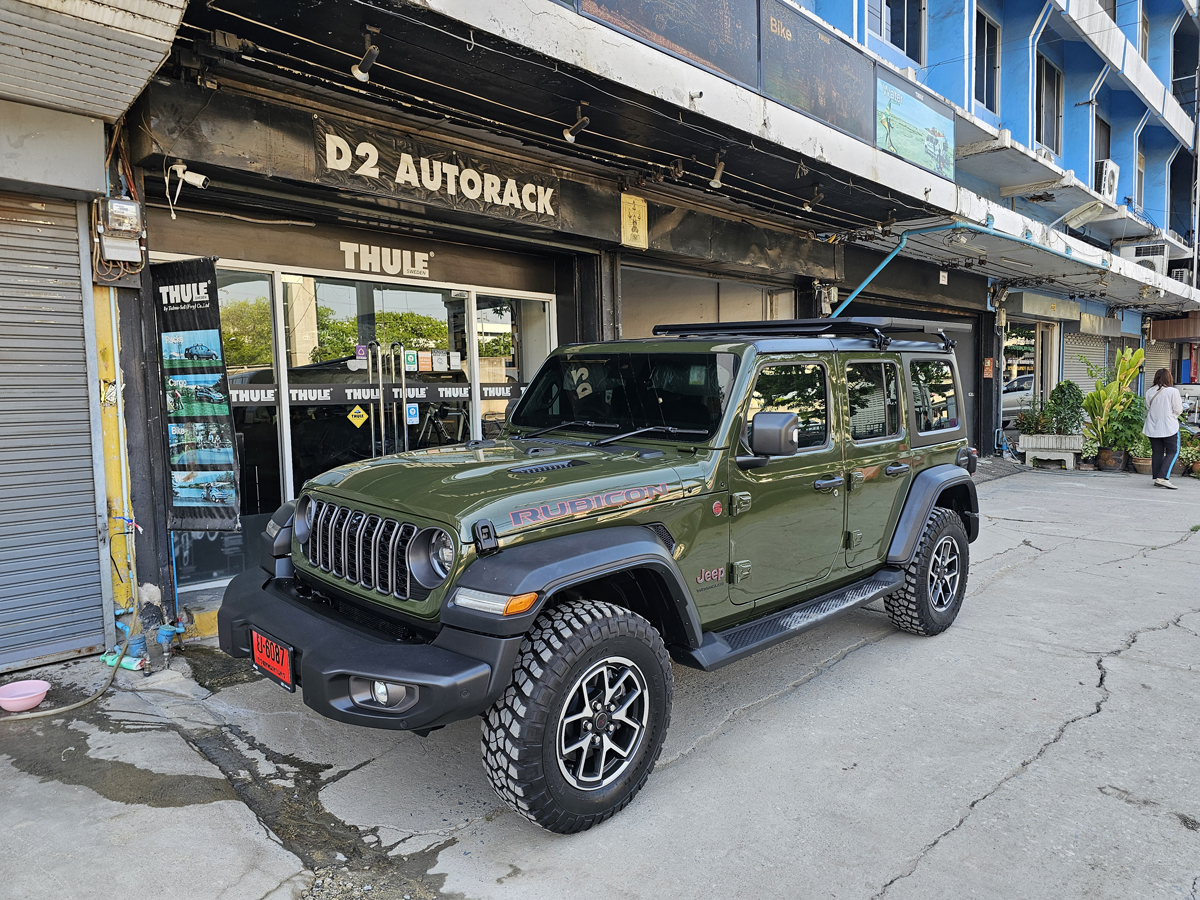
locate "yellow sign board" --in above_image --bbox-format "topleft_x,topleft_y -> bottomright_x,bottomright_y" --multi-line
621,193 -> 648,250
347,405 -> 369,428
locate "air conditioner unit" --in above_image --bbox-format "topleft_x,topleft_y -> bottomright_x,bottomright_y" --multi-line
1094,159 -> 1119,203
1118,242 -> 1167,274
1170,267 -> 1192,284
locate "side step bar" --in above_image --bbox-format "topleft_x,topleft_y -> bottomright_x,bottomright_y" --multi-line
676,568 -> 904,671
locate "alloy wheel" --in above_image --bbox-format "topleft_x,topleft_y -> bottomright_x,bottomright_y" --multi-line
927,535 -> 961,611
556,656 -> 648,791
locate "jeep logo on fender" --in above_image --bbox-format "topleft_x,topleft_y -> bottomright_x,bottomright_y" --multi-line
509,484 -> 670,527
696,566 -> 726,585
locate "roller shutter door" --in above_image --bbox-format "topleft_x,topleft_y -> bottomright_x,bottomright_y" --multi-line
1144,341 -> 1173,380
1063,333 -> 1105,390
0,193 -> 109,672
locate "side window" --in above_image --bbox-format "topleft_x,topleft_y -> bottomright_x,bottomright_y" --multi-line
746,364 -> 827,451
909,359 -> 959,433
846,362 -> 901,441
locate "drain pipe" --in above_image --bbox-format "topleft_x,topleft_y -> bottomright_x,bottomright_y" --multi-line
829,220 -> 1107,318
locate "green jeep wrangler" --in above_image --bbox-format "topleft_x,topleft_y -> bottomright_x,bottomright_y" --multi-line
219,317 -> 979,833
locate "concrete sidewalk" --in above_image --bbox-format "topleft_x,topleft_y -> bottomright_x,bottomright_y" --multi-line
1,468 -> 1197,900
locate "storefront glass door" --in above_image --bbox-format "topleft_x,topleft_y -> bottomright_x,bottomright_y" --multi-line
476,296 -> 553,437
282,276 -> 473,492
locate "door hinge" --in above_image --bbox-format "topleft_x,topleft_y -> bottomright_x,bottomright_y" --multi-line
847,530 -> 863,548
731,491 -> 752,515
732,559 -> 752,583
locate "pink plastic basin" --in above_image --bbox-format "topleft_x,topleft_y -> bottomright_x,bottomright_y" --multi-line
0,680 -> 50,712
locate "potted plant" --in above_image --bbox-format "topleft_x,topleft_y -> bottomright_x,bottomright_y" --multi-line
1017,380 -> 1085,468
1082,347 -> 1145,471
1180,441 -> 1200,476
1128,433 -> 1153,476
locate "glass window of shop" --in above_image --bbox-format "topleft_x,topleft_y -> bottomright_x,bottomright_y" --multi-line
172,270 -> 281,587
168,263 -> 554,588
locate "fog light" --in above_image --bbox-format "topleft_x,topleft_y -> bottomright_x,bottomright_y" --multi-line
348,677 -> 420,713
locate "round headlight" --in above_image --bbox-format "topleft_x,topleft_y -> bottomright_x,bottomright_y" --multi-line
409,527 -> 456,589
294,495 -> 313,543
430,529 -> 455,579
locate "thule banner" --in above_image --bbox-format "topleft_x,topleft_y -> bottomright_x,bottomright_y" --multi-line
315,115 -> 560,226
150,257 -> 241,532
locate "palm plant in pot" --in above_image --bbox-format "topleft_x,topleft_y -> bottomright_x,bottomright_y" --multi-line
1082,347 -> 1145,471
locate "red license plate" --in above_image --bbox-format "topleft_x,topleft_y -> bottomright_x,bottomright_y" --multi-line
251,628 -> 294,691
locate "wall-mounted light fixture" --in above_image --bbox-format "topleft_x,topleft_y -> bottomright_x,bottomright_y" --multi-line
709,159 -> 725,189
563,106 -> 590,143
352,44 -> 380,82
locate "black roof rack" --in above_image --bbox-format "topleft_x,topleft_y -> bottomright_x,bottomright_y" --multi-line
651,317 -> 968,352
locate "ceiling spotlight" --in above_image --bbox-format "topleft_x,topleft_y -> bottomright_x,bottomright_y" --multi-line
352,44 -> 380,82
710,160 -> 725,189
563,113 -> 590,143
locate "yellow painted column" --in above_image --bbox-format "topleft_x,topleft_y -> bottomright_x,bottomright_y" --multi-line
93,285 -> 137,612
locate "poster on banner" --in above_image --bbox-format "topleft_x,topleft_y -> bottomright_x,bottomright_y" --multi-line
876,72 -> 955,179
150,257 -> 241,532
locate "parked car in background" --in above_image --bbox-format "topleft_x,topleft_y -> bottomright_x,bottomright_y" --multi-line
1001,375 -> 1033,427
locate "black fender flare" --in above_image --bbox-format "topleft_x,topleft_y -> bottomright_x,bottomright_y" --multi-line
440,526 -> 703,650
887,464 -> 979,567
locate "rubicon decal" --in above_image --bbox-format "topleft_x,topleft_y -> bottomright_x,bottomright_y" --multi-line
696,566 -> 726,585
509,484 -> 670,527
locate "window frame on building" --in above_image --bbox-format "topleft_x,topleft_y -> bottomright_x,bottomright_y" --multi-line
973,11 -> 1000,114
1140,11 -> 1150,62
868,0 -> 925,65
1035,54 -> 1063,155
1099,0 -> 1116,21
1136,148 -> 1146,210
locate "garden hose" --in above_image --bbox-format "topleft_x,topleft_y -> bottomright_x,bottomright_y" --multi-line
0,642 -> 130,723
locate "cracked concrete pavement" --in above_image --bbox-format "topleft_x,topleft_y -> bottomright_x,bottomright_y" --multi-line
1,468 -> 1197,899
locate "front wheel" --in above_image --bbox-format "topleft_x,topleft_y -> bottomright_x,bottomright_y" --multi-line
884,506 -> 969,636
481,598 -> 673,833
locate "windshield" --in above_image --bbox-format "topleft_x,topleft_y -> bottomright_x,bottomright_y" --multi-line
510,351 -> 740,443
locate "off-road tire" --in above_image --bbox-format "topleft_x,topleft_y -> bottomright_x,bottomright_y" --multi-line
481,598 -> 673,833
884,506 -> 969,636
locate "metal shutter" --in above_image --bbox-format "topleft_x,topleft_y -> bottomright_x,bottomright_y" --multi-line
1063,333 -> 1105,391
1144,341 -> 1172,380
0,193 -> 110,672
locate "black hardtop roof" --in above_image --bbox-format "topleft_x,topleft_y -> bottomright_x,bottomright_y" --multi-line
651,317 -> 968,352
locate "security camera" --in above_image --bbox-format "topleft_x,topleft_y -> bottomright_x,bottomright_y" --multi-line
181,170 -> 209,189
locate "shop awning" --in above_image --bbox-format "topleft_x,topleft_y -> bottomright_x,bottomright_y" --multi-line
834,217 -> 1200,317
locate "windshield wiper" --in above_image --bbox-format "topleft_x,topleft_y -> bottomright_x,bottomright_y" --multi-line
516,420 -> 622,440
593,425 -> 709,446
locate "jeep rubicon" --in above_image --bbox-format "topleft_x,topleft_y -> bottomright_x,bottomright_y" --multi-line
219,317 -> 979,833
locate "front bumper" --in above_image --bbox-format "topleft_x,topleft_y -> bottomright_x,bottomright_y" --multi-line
218,570 -> 521,731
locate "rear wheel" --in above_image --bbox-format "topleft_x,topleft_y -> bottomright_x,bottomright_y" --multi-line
885,507 -> 969,636
481,598 -> 672,833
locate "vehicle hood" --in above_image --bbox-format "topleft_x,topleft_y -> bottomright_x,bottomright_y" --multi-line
305,439 -> 686,539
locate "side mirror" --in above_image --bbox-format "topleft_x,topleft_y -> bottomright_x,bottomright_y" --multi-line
750,411 -> 800,456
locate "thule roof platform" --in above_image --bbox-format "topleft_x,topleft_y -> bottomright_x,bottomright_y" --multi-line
651,317 -> 970,351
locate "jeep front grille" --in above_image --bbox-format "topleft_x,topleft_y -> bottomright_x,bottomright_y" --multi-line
304,499 -> 418,599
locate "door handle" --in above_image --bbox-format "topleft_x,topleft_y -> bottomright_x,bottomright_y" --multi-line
813,475 -> 845,493
885,463 -> 911,477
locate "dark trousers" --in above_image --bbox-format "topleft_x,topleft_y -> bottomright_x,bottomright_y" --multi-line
1150,433 -> 1180,480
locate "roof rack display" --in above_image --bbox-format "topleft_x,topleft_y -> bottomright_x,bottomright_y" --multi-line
651,317 -> 967,351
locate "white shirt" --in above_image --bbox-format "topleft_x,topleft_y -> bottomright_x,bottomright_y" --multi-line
1143,385 -> 1183,438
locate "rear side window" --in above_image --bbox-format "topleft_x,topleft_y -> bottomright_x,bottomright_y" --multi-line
909,360 -> 959,433
746,364 -> 828,450
846,362 -> 902,441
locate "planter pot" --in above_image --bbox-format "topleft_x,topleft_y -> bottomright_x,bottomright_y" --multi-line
1131,456 -> 1153,476
1191,461 -> 1200,475
1017,434 -> 1084,453
1096,447 -> 1128,472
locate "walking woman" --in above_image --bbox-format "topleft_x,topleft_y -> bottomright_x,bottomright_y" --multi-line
1144,368 -> 1184,489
